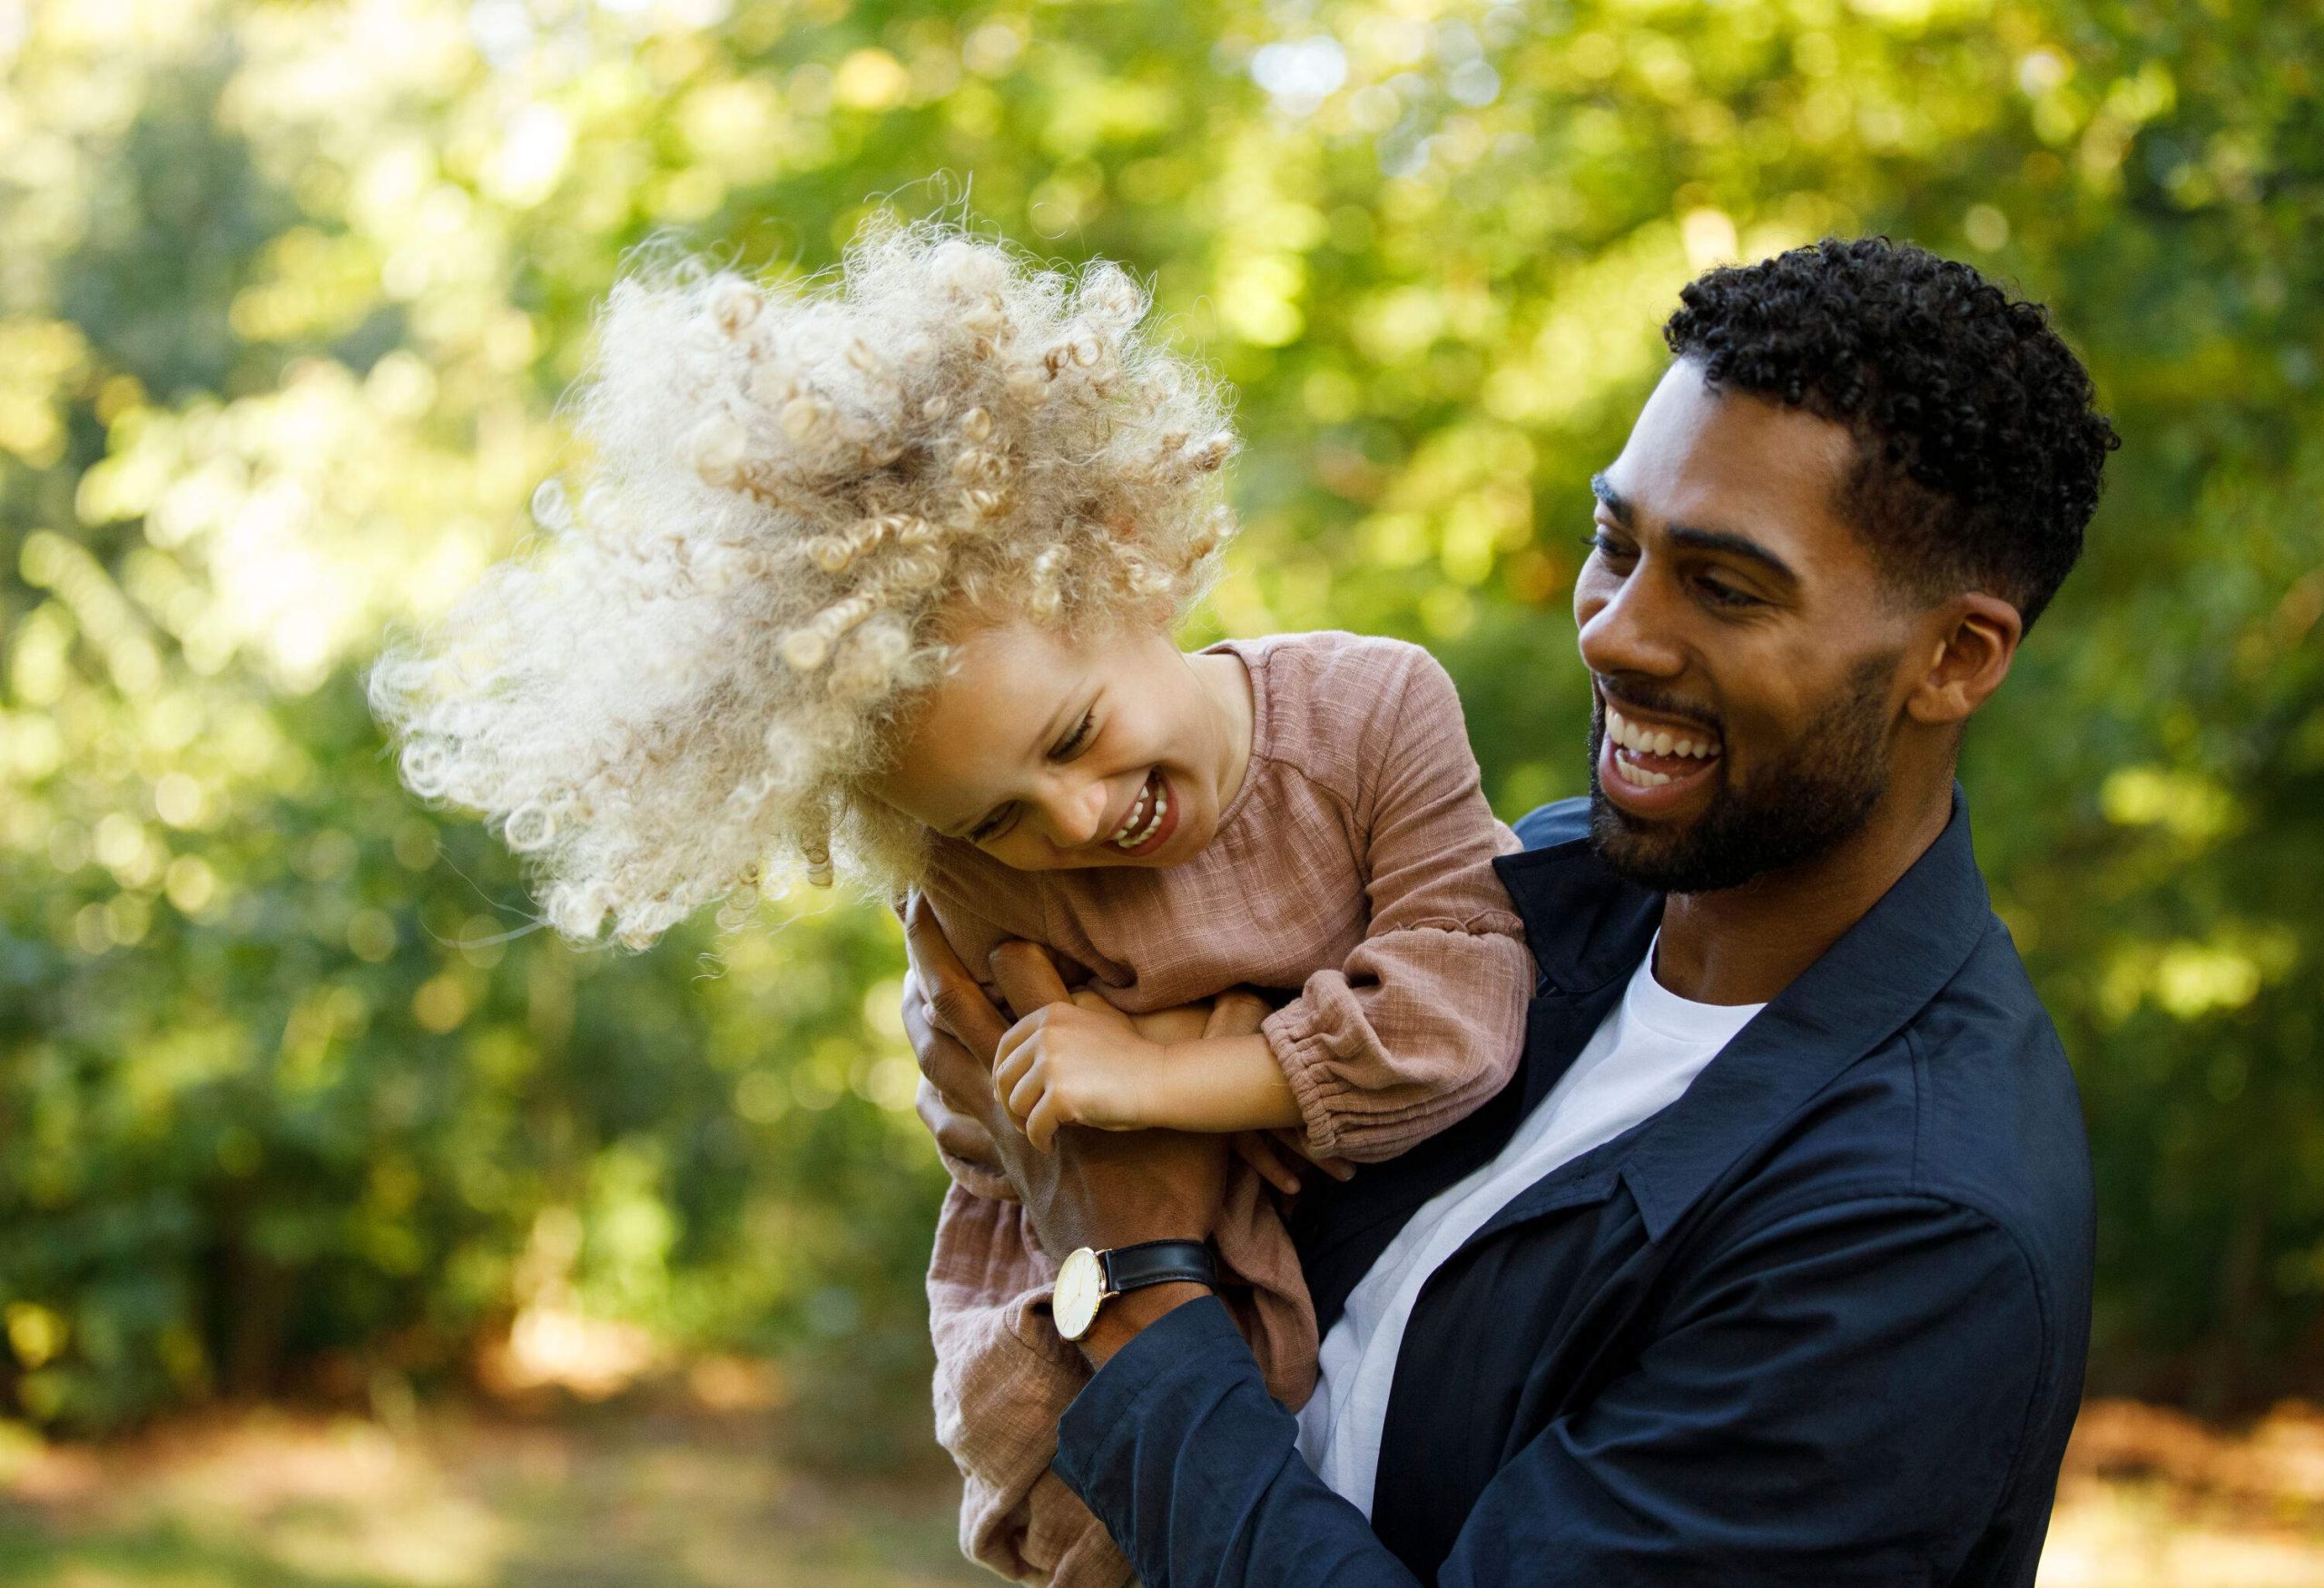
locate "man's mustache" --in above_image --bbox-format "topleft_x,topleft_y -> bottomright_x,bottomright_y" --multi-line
1591,676 -> 1725,737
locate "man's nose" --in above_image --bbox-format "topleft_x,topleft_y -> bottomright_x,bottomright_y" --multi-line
1033,775 -> 1110,848
1577,564 -> 1687,682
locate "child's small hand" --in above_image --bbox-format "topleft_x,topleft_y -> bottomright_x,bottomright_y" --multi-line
993,992 -> 1165,1149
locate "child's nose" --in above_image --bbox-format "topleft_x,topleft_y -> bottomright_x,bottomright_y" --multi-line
1036,777 -> 1110,848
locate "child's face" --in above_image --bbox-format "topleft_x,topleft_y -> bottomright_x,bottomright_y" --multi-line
868,618 -> 1248,873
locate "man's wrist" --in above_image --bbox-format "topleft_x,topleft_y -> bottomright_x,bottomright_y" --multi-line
1078,1278 -> 1211,1367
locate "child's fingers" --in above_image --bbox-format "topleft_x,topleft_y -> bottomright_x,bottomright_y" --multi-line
993,1017 -> 1034,1079
991,1047 -> 1030,1114
1024,1094 -> 1062,1152
989,941 -> 1072,1021
1006,1065 -> 1048,1127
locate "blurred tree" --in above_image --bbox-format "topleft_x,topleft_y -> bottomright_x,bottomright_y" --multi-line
0,0 -> 2318,1445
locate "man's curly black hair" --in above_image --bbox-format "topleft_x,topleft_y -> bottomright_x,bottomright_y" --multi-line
1663,237 -> 2119,630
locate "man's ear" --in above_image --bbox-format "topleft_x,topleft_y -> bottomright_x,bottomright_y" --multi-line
1905,593 -> 2024,726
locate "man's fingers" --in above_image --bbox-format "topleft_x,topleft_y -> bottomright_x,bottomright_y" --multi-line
1205,989 -> 1272,1040
1233,1131 -> 1303,1196
902,980 -> 1006,1133
904,893 -> 1010,1057
990,940 -> 1072,1021
916,1077 -> 1003,1178
902,892 -> 973,986
1273,1127 -> 1355,1181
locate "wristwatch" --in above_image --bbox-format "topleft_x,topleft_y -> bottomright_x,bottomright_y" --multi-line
1050,1238 -> 1217,1342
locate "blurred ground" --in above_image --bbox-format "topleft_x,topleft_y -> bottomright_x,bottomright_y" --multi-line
0,1398 -> 983,1587
0,1396 -> 2319,1586
2037,1399 -> 2324,1586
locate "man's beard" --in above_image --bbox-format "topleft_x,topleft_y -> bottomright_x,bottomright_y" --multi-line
1588,652 -> 1898,894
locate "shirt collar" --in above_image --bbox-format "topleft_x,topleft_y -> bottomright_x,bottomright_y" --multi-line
1493,785 -> 1998,1239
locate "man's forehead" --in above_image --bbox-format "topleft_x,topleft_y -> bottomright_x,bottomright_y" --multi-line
1601,361 -> 1859,551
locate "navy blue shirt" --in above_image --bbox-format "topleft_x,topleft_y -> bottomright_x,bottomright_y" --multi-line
1053,792 -> 2094,1586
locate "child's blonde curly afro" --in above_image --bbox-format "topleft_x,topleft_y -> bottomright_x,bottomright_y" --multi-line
369,219 -> 1238,950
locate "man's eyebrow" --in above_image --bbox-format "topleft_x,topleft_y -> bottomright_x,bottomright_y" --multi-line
1590,472 -> 1798,586
1665,525 -> 1800,585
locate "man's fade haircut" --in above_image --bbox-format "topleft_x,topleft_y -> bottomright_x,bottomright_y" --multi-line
1662,237 -> 2118,629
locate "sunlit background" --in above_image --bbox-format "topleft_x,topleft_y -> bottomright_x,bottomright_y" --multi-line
3,0 -> 2321,1581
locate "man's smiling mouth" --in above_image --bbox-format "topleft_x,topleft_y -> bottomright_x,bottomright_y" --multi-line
1604,704 -> 1724,788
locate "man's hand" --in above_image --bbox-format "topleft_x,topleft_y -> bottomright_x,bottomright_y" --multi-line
900,895 -> 1232,1271
1233,1129 -> 1358,1198
994,994 -> 1168,1149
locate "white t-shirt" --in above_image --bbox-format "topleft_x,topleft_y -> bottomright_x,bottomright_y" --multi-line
1294,933 -> 1766,1518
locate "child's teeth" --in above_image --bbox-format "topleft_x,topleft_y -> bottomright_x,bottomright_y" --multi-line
1113,776 -> 1166,848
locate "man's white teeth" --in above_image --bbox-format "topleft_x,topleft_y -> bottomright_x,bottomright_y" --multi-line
1111,776 -> 1167,849
1614,752 -> 1673,788
1605,705 -> 1718,760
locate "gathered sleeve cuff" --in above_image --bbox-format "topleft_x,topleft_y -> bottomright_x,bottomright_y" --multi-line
1263,646 -> 1532,1163
1265,919 -> 1531,1162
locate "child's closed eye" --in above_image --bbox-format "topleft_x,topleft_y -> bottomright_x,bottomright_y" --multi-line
1050,708 -> 1096,760
969,804 -> 1018,844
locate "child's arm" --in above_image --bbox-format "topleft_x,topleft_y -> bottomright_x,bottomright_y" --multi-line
1253,646 -> 1533,1166
993,999 -> 1302,1149
993,645 -> 1532,1166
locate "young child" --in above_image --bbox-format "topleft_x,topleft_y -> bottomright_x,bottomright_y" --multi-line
369,222 -> 1533,1588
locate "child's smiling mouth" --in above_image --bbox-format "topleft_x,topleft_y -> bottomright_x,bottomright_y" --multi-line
1105,768 -> 1177,856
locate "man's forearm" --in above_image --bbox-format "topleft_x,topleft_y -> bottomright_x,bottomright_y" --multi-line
1078,1279 -> 1213,1368
1056,1197 -> 2059,1588
1056,1298 -> 1426,1588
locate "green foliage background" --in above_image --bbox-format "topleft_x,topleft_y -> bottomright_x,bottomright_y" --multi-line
1,0 -> 2319,1452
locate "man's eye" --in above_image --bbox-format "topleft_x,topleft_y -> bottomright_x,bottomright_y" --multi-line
970,804 -> 1017,843
1697,577 -> 1761,609
1581,532 -> 1636,561
1051,710 -> 1096,761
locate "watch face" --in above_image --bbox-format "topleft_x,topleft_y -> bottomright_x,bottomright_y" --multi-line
1052,1248 -> 1104,1341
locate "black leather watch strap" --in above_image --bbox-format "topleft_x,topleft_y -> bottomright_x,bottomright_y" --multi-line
1100,1238 -> 1216,1294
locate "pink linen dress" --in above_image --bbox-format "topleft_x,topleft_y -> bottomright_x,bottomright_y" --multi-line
921,629 -> 1534,1588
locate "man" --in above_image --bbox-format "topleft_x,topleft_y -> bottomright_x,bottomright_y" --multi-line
906,238 -> 2116,1585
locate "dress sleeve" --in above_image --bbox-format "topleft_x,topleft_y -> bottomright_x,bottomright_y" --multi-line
1260,648 -> 1533,1163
